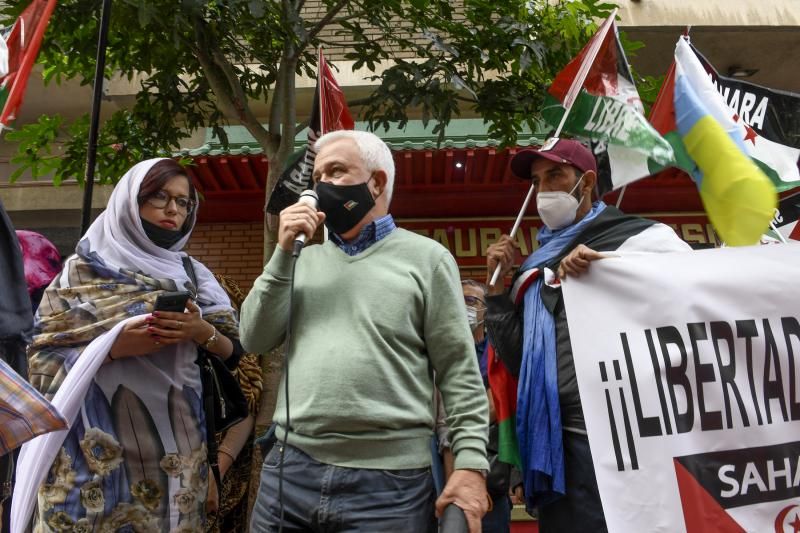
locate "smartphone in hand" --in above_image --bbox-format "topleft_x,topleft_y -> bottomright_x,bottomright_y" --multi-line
153,291 -> 191,313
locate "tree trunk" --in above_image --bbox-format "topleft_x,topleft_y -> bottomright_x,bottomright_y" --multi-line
249,345 -> 284,513
261,160 -> 284,264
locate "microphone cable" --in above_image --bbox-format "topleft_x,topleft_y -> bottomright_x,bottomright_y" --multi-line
277,253 -> 299,533
276,190 -> 316,532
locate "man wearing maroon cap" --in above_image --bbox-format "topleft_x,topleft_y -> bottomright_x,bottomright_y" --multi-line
483,139 -> 690,532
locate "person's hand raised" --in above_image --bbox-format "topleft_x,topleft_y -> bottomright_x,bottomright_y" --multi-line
486,235 -> 519,294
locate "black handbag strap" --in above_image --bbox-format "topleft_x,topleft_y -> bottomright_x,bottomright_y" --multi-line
200,355 -> 223,516
181,255 -> 222,516
181,255 -> 199,300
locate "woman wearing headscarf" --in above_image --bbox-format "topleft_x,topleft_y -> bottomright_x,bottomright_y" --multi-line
11,159 -> 243,533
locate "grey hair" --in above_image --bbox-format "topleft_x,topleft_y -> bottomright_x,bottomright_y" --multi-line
461,279 -> 487,296
314,130 -> 396,203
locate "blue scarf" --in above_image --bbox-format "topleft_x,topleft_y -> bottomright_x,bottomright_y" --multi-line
475,337 -> 488,385
517,201 -> 606,507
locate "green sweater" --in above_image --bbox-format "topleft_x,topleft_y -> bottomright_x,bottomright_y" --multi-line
240,228 -> 489,471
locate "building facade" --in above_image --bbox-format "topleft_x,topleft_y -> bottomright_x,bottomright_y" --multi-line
1,0 -> 797,283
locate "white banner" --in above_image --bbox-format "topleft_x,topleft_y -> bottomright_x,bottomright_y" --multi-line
562,244 -> 800,533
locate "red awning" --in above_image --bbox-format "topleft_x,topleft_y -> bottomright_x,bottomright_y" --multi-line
186,148 -> 702,223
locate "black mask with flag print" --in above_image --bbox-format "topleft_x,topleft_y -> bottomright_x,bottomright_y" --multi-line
316,177 -> 377,235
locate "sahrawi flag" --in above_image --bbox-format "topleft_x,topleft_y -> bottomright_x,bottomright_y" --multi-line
762,189 -> 800,243
649,38 -> 777,246
691,43 -> 800,192
540,13 -> 673,195
0,0 -> 57,131
266,48 -> 354,214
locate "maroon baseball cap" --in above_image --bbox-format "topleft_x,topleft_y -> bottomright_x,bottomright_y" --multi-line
510,139 -> 597,180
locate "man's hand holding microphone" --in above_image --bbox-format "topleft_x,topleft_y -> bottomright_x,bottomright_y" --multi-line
278,190 -> 326,257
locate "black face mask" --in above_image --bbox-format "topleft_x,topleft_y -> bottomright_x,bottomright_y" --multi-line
316,179 -> 377,235
141,219 -> 185,249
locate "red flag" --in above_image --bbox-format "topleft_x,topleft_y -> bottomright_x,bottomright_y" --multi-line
318,48 -> 353,134
266,49 -> 354,214
546,12 -> 619,108
0,0 -> 57,130
648,62 -> 678,135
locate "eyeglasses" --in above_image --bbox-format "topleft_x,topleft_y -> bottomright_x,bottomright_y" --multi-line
464,295 -> 486,307
146,190 -> 196,214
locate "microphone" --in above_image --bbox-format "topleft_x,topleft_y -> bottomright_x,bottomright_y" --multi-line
292,189 -> 319,258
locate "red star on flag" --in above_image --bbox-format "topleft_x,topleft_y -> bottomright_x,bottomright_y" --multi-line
743,124 -> 758,145
790,513 -> 800,533
732,113 -> 758,145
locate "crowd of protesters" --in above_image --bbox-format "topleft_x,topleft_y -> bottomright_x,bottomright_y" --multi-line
0,132 -> 697,533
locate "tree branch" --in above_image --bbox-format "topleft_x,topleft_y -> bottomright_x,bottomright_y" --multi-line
267,0 -> 300,187
269,57 -> 289,143
192,16 -> 275,158
277,54 -> 298,165
304,0 -> 351,47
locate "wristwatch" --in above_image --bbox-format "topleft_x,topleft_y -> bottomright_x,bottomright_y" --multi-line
201,326 -> 218,350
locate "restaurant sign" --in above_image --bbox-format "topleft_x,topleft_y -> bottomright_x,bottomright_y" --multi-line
397,213 -> 718,269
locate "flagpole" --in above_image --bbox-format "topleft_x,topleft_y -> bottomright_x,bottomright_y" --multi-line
80,0 -> 112,235
615,185 -> 627,208
0,0 -> 58,129
318,46 -> 325,135
489,9 -> 617,287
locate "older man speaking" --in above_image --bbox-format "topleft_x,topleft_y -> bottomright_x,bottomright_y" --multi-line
242,130 -> 489,532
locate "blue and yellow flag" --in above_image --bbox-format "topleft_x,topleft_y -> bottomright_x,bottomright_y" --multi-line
650,38 -> 777,246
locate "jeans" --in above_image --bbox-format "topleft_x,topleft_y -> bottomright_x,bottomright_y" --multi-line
250,444 -> 436,532
482,494 -> 511,533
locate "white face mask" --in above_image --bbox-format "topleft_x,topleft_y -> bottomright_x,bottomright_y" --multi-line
466,306 -> 483,331
536,176 -> 584,230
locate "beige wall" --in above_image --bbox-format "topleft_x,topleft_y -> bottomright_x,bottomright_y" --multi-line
0,182 -> 114,254
617,0 -> 800,27
0,182 -> 113,212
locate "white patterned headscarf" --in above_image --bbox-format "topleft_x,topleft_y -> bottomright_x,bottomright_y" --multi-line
78,157 -> 229,311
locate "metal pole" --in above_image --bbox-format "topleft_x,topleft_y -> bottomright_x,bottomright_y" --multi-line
615,185 -> 627,208
80,0 -> 112,235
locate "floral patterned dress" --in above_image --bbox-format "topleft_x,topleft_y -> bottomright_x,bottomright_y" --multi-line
27,251 -> 239,533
